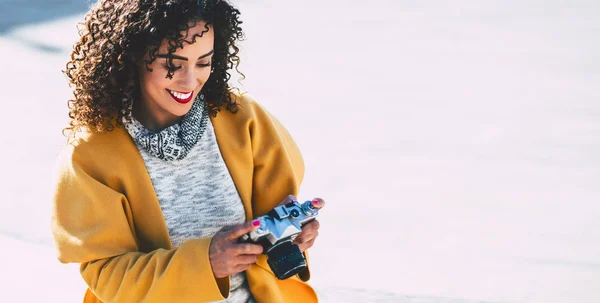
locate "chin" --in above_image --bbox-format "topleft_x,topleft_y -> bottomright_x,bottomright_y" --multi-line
170,104 -> 195,117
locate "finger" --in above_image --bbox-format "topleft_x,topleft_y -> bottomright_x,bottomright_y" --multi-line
294,231 -> 308,244
231,243 -> 263,255
235,254 -> 259,266
216,224 -> 236,235
233,263 -> 253,274
298,238 -> 316,252
226,220 -> 261,240
310,198 -> 325,209
293,236 -> 304,245
294,230 -> 318,245
303,219 -> 320,231
295,221 -> 319,243
297,220 -> 320,241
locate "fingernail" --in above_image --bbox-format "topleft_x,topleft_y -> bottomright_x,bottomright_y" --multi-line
311,198 -> 325,209
252,220 -> 261,227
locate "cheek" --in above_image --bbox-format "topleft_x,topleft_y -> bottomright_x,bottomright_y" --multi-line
142,70 -> 170,92
200,69 -> 212,82
195,70 -> 211,89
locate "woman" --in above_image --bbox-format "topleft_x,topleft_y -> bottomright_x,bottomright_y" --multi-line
51,0 -> 320,302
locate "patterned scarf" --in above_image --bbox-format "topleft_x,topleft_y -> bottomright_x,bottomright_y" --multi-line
124,94 -> 209,161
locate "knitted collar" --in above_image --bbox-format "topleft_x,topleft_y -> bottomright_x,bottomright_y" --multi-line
124,94 -> 209,161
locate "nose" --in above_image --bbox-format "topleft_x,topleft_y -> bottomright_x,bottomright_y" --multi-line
176,68 -> 201,91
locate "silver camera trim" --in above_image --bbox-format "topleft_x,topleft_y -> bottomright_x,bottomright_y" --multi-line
241,200 -> 320,247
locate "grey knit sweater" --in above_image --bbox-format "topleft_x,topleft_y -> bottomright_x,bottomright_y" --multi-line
124,114 -> 255,303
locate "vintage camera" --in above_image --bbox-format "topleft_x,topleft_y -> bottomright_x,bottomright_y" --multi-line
240,198 -> 324,280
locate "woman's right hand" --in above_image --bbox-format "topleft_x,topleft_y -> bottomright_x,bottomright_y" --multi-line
209,220 -> 264,278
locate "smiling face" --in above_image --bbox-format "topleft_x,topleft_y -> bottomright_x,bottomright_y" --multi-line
134,21 -> 214,132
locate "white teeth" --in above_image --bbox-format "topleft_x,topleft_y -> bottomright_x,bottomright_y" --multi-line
169,90 -> 192,100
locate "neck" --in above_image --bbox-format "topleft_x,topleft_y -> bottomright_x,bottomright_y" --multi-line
132,101 -> 182,133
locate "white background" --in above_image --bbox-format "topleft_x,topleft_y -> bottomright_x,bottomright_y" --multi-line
0,1 -> 598,302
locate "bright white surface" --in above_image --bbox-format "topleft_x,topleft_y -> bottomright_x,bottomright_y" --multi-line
1,1 -> 599,302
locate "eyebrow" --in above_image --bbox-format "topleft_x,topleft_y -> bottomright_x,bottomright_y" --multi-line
156,49 -> 214,61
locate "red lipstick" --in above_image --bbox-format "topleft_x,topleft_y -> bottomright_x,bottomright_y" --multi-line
167,89 -> 194,104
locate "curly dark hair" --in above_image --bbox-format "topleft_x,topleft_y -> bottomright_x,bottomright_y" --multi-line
64,0 -> 244,135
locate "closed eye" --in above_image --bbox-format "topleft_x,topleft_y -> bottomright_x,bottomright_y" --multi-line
162,64 -> 183,70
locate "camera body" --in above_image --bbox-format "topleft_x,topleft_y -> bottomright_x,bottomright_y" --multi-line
240,198 -> 323,280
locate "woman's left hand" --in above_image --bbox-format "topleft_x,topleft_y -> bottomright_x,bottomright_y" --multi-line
277,195 -> 323,252
294,218 -> 320,252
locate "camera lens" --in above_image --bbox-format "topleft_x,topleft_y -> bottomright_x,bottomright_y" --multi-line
266,239 -> 307,280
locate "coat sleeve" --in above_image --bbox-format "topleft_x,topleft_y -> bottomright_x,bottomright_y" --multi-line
247,100 -> 311,281
51,146 -> 228,303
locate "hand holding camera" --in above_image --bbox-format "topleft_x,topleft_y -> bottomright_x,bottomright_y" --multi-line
240,196 -> 325,280
209,220 -> 265,279
209,196 -> 324,280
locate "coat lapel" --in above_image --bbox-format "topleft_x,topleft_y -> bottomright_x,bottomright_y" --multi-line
210,111 -> 255,221
112,126 -> 173,251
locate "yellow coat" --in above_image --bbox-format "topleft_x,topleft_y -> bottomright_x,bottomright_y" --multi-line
51,92 -> 318,303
